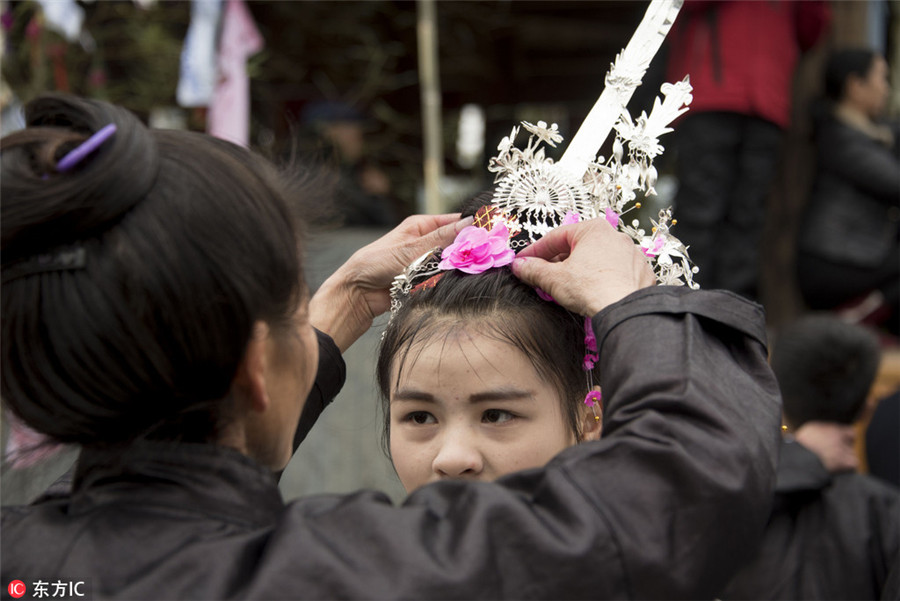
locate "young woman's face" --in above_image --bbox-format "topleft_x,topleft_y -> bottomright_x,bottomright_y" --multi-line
388,328 -> 579,492
864,56 -> 891,118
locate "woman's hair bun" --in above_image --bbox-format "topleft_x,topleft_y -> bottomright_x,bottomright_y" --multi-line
2,93 -> 160,260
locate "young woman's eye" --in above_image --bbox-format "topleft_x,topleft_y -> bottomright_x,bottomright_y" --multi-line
404,411 -> 436,425
482,409 -> 515,424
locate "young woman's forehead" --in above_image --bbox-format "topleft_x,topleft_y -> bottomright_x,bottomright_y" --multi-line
393,326 -> 534,382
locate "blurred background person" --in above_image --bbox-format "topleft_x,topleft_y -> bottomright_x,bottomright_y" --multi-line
721,315 -> 900,600
665,0 -> 831,300
866,390 -> 900,489
797,48 -> 900,338
299,100 -> 399,227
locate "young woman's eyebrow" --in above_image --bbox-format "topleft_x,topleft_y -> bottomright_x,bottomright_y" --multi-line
469,389 -> 534,403
391,389 -> 535,404
391,389 -> 436,403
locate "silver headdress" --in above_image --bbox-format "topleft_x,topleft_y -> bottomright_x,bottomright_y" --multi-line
390,0 -> 696,316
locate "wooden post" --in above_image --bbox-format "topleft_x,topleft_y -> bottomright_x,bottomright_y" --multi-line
417,0 -> 444,214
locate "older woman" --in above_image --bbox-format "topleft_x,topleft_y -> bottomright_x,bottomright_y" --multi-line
1,94 -> 780,599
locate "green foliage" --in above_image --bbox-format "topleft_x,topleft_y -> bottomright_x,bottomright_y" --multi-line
2,0 -> 188,118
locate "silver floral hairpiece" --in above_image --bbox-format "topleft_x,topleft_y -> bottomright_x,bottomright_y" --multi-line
389,246 -> 443,314
389,0 -> 696,317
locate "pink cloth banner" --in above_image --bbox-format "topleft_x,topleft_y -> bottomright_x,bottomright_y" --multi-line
207,0 -> 263,147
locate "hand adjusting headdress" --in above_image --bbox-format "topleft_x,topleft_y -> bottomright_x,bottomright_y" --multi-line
390,0 -> 696,316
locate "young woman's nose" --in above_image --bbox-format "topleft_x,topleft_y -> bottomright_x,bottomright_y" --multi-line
431,430 -> 484,479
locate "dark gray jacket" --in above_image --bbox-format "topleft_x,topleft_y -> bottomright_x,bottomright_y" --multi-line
1,287 -> 781,599
799,115 -> 900,269
722,439 -> 900,600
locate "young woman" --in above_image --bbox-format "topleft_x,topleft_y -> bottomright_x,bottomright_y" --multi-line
797,48 -> 900,335
378,196 -> 604,493
2,94 -> 781,599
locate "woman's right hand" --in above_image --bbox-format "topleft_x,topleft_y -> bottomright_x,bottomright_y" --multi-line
309,213 -> 470,352
511,218 -> 656,316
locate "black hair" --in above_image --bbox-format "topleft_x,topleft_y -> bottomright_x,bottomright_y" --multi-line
771,315 -> 881,429
376,192 -> 598,456
823,48 -> 878,103
1,94 -> 318,445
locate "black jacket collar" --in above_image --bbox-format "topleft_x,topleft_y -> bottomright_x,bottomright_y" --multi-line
71,441 -> 285,528
775,439 -> 832,493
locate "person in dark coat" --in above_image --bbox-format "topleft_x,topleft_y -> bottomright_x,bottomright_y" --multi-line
721,315 -> 900,600
797,48 -> 900,336
1,94 -> 781,599
867,390 -> 900,489
299,100 -> 399,228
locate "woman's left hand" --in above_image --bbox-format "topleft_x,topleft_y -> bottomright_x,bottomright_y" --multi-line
310,213 -> 471,352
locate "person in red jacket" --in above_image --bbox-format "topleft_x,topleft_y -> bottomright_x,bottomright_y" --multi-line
665,0 -> 831,299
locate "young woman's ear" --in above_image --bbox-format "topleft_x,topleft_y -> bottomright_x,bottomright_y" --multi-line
232,321 -> 271,414
580,386 -> 603,441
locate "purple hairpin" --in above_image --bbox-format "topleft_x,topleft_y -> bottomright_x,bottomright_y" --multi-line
56,123 -> 117,172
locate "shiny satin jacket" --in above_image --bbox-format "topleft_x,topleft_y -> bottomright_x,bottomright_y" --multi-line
1,288 -> 782,600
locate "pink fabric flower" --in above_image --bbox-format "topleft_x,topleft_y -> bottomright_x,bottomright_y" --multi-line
584,390 -> 602,407
604,208 -> 620,228
641,236 -> 665,257
562,211 -> 581,225
439,223 -> 515,274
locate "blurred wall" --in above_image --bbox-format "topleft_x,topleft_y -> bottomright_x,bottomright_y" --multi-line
281,227 -> 407,502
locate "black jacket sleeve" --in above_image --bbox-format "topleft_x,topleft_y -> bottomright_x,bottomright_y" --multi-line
291,329 -> 346,450
577,286 -> 781,597
261,287 -> 782,599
